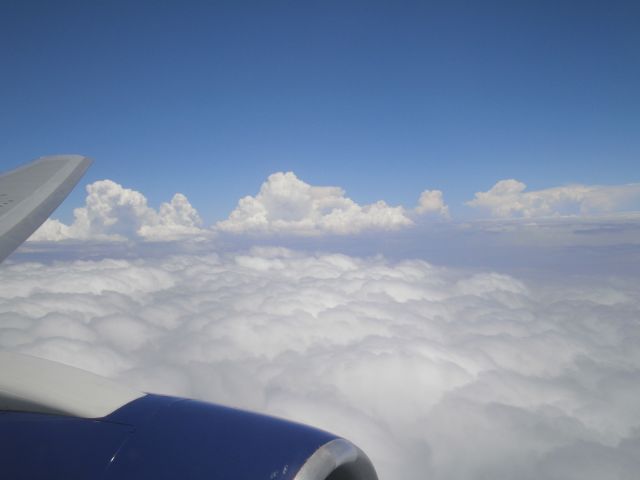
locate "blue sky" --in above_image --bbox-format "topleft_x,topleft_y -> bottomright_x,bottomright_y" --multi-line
1,1 -> 639,223
3,4 -> 640,478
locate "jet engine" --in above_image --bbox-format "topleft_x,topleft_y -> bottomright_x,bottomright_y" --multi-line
0,352 -> 378,480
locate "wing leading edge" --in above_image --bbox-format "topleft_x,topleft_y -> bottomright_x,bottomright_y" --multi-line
0,155 -> 92,263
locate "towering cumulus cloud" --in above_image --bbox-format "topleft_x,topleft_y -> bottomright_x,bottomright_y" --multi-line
217,172 -> 413,235
2,248 -> 640,479
31,180 -> 206,241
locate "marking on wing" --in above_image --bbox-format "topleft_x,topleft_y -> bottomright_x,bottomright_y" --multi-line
0,193 -> 14,208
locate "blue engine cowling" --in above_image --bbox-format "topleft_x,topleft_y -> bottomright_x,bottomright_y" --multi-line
0,393 -> 378,480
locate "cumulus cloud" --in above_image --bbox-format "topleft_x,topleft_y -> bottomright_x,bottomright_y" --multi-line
30,180 -> 207,242
415,189 -> 450,218
467,179 -> 640,218
2,247 -> 640,479
217,172 -> 413,235
27,174 -> 640,247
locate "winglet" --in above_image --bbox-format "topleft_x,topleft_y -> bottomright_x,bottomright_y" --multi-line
0,155 -> 92,264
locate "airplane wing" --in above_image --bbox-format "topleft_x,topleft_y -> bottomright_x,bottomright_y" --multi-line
0,155 -> 92,263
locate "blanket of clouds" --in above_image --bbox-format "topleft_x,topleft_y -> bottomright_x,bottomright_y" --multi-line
2,246 -> 640,479
8,174 -> 640,479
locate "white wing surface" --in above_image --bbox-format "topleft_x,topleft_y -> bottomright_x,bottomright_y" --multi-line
0,351 -> 144,418
0,156 -> 145,417
0,155 -> 92,263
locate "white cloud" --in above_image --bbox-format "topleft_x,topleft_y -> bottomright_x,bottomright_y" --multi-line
30,180 -> 207,242
27,175 -> 640,248
2,247 -> 640,479
415,189 -> 450,218
216,172 -> 413,235
467,179 -> 640,218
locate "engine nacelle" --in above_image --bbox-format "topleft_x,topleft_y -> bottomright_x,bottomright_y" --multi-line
0,352 -> 377,480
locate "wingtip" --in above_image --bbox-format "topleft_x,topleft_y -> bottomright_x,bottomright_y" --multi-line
36,154 -> 92,164
34,155 -> 94,178
0,154 -> 94,264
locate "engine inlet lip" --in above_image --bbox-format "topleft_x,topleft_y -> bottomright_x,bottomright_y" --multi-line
293,438 -> 378,480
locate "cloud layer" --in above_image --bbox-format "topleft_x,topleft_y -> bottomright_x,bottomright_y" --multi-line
2,248 -> 640,479
467,179 -> 640,218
